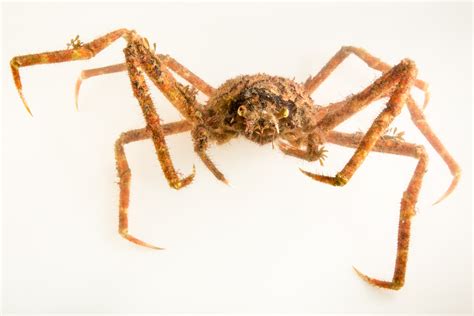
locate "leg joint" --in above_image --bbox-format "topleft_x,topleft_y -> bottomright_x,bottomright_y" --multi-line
399,58 -> 418,76
334,173 -> 349,186
415,144 -> 427,159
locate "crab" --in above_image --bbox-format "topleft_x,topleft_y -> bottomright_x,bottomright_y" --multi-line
10,29 -> 460,290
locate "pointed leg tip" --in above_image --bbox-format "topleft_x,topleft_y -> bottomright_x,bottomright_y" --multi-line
150,245 -> 165,251
352,266 -> 402,290
75,76 -> 83,111
18,91 -> 33,116
25,106 -> 33,117
299,168 -> 313,177
214,170 -> 229,185
141,243 -> 165,250
352,266 -> 369,281
123,234 -> 164,250
299,168 -> 327,183
433,172 -> 461,205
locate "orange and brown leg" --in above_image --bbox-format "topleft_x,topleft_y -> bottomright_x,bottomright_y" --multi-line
301,59 -> 417,186
75,53 -> 215,108
324,131 -> 428,290
158,54 -> 215,96
304,46 -> 429,108
305,46 -> 459,201
123,36 -> 227,185
11,29 -> 200,189
115,121 -> 192,249
10,28 -> 132,115
122,41 -> 196,190
191,125 -> 228,184
405,96 -> 460,203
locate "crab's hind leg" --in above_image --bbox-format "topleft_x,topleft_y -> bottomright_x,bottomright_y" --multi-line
115,121 -> 192,249
10,28 -> 131,115
304,46 -> 429,108
405,96 -> 460,203
75,54 -> 215,109
75,63 -> 128,109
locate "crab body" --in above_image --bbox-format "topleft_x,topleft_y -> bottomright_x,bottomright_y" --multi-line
202,74 -> 321,146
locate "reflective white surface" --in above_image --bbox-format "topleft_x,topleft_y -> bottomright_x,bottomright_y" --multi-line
2,2 -> 472,313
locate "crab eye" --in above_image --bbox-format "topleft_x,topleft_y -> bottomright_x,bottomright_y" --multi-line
278,107 -> 289,118
237,105 -> 247,117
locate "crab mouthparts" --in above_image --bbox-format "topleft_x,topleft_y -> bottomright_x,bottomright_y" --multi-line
246,123 -> 279,144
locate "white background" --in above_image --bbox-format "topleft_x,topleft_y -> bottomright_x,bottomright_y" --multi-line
2,2 -> 472,314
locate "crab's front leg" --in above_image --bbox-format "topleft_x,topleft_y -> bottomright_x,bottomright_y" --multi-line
123,42 -> 196,189
278,131 -> 328,166
300,59 -> 417,187
74,54 -> 215,109
192,125 -> 228,184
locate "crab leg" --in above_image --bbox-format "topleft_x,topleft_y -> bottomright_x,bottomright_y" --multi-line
10,28 -> 131,115
158,54 -> 215,96
75,54 -> 215,108
405,96 -> 460,203
286,130 -> 427,289
302,59 -> 416,186
115,121 -> 192,249
305,46 -> 459,202
75,63 -> 127,109
354,142 -> 428,290
192,126 -> 228,184
304,46 -> 429,108
123,42 -> 195,189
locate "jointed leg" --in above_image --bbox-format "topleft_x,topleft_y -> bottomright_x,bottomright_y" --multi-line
75,63 -> 128,109
305,46 -> 459,200
302,59 -> 417,186
158,54 -> 215,96
123,43 -> 195,189
304,46 -> 429,108
123,35 -> 228,184
192,125 -> 228,184
115,121 -> 192,249
75,53 -> 215,108
124,37 -> 202,122
325,131 -> 428,290
406,96 -> 460,203
11,29 -> 203,190
11,28 -> 131,115
327,130 -> 419,158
